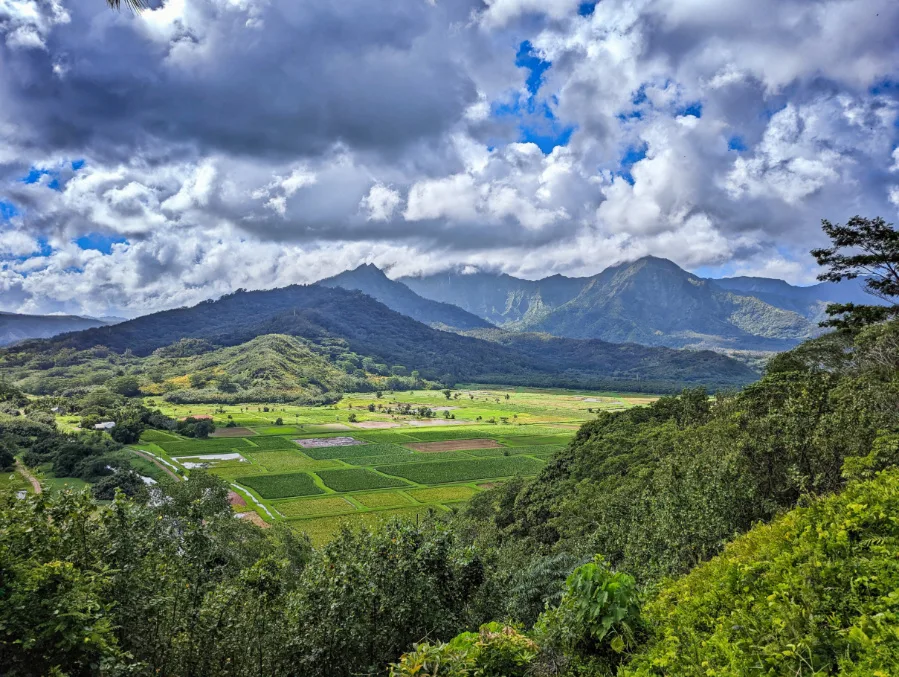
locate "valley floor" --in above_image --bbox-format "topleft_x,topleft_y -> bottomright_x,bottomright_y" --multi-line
107,386 -> 656,543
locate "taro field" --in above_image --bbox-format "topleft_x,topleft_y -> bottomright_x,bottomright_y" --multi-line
130,386 -> 658,544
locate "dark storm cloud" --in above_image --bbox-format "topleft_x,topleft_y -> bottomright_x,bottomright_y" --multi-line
1,0 -> 484,162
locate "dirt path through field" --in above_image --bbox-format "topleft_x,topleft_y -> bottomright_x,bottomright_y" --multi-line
15,461 -> 41,494
131,448 -> 182,481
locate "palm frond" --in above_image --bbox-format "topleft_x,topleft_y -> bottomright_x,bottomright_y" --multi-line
106,0 -> 146,11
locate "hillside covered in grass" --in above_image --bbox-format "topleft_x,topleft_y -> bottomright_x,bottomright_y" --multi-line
6,334 -> 414,404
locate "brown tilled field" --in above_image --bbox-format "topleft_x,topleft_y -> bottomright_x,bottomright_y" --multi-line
406,439 -> 505,453
211,427 -> 256,437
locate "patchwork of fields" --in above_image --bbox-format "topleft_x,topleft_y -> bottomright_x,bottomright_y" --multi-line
136,425 -> 571,543
129,387 -> 657,543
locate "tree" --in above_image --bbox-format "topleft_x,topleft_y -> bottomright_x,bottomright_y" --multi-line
811,216 -> 899,329
107,375 -> 142,397
194,419 -> 215,438
0,441 -> 15,470
92,470 -> 145,500
443,389 -> 452,400
217,374 -> 238,393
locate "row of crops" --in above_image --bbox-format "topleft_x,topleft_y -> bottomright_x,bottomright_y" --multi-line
235,455 -> 549,499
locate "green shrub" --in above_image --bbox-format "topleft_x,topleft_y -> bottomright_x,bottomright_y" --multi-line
535,556 -> 641,659
621,470 -> 899,677
390,623 -> 538,677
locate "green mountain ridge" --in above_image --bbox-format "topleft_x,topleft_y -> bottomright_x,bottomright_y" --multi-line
399,256 -> 875,351
400,269 -> 585,326
519,257 -> 815,350
318,263 -> 492,330
0,284 -> 758,399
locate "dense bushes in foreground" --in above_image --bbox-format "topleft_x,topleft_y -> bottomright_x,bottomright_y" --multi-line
620,468 -> 899,677
391,470 -> 899,677
0,474 -> 485,677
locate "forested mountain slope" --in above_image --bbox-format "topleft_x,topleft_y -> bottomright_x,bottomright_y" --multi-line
401,257 -> 823,350
399,269 -> 585,325
0,284 -> 757,397
713,274 -> 874,323
458,320 -> 899,585
517,256 -> 816,350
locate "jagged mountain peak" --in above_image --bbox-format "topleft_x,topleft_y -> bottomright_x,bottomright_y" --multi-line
317,264 -> 492,331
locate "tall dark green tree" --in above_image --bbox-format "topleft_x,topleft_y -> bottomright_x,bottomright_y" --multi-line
812,216 -> 899,329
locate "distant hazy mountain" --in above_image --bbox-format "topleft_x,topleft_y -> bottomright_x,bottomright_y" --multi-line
400,257 -> 851,351
515,257 -> 815,351
399,269 -> 585,325
318,263 -> 493,331
711,276 -> 874,324
0,312 -> 112,346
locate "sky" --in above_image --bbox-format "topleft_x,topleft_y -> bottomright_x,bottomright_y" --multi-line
0,0 -> 897,317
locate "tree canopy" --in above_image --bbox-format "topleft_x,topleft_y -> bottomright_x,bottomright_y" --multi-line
812,215 -> 899,328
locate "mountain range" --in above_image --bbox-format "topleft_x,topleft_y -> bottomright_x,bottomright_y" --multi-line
0,255 -> 872,400
1,257 -> 871,355
0,284 -> 757,399
398,256 -> 874,351
0,312 -> 120,347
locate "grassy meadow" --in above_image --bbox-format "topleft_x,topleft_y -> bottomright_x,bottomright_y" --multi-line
122,386 -> 657,544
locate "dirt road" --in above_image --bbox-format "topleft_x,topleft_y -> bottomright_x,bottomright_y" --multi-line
15,461 -> 41,494
130,448 -> 181,480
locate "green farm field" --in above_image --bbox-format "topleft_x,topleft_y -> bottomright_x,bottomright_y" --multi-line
129,386 -> 658,544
